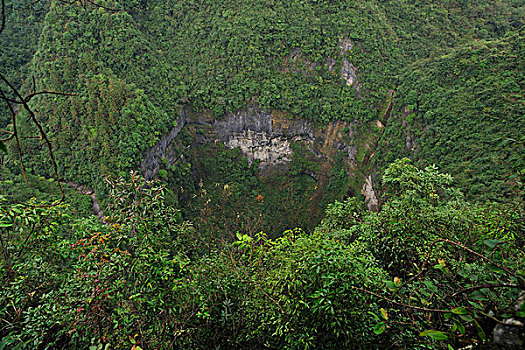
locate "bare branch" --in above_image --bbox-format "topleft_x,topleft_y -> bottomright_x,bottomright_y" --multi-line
350,286 -> 450,313
25,90 -> 77,102
55,0 -> 118,13
449,283 -> 519,299
16,70 -> 32,95
0,73 -> 65,200
478,310 -> 523,326
0,88 -> 28,186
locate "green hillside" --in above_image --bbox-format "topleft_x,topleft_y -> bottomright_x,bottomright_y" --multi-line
1,1 -> 524,348
378,29 -> 525,201
1,0 -> 519,232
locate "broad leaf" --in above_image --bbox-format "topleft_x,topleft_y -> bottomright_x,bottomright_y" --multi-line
373,322 -> 386,335
420,330 -> 448,340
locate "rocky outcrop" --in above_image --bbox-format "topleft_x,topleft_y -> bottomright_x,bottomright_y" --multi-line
361,172 -> 378,211
66,181 -> 106,222
335,37 -> 361,91
341,60 -> 358,87
141,107 -> 188,180
282,37 -> 361,91
493,291 -> 525,349
212,109 -> 314,167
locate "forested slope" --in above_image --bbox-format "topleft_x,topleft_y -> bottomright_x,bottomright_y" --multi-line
379,29 -> 525,201
11,0 -> 523,194
0,1 -> 48,127
1,1 -> 525,349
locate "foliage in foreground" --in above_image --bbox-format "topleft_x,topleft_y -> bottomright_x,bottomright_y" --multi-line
1,161 -> 524,349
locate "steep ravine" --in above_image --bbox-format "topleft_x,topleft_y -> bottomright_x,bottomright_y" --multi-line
140,106 -> 389,216
66,181 -> 105,222
361,89 -> 396,211
141,107 -> 188,181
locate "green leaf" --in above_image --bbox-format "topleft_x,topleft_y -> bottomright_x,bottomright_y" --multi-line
424,280 -> 438,293
448,345 -> 455,350
368,311 -> 380,322
380,307 -> 388,320
474,320 -> 487,342
459,314 -> 473,322
453,319 -> 466,335
451,307 -> 468,315
373,322 -> 386,335
470,290 -> 489,301
420,330 -> 448,340
487,264 -> 505,274
0,141 -> 7,155
468,301 -> 483,310
8,340 -> 30,350
483,239 -> 504,249
385,281 -> 396,291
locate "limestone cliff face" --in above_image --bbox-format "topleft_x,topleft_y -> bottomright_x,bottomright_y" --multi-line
141,106 -> 380,211
284,37 -> 362,91
141,107 -> 188,180
212,109 -> 314,167
185,108 -> 358,170
361,173 -> 379,211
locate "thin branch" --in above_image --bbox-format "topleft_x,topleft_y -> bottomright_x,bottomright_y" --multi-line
351,286 -> 450,313
478,311 -> 522,327
55,0 -> 118,12
0,73 -> 64,200
0,0 -> 5,35
16,70 -> 32,95
449,283 -> 519,299
24,90 -> 77,102
2,97 -> 23,104
0,88 -> 28,186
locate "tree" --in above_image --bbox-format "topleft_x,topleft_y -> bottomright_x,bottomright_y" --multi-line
323,159 -> 525,348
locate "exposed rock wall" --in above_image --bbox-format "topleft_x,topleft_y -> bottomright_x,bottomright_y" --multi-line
141,107 -> 188,180
140,106 -> 381,213
212,109 -> 314,167
282,37 -> 361,91
493,291 -> 525,349
66,181 -> 106,222
361,172 -> 378,211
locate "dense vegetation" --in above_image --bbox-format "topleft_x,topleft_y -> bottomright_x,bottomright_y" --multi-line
0,1 -> 48,127
379,28 -> 525,202
1,0 -> 524,348
1,161 -> 523,349
5,0 -> 523,198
